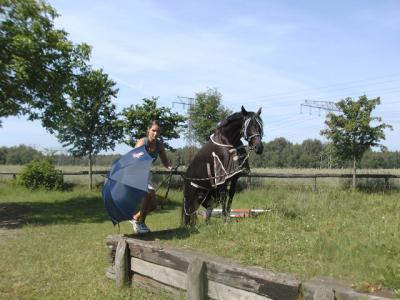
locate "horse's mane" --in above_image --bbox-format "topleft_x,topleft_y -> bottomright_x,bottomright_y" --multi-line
217,112 -> 243,128
217,110 -> 263,129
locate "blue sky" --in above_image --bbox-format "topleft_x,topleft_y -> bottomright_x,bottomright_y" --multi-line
1,0 -> 399,154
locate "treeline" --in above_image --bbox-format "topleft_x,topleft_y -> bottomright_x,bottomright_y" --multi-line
1,141 -> 399,169
247,138 -> 400,169
0,145 -> 120,166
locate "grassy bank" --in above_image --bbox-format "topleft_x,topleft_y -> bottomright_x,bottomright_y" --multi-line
0,180 -> 399,298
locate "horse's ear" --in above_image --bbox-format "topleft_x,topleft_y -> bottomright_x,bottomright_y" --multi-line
241,106 -> 248,116
256,107 -> 262,116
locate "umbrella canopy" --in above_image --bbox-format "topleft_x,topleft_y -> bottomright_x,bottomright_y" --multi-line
103,145 -> 154,225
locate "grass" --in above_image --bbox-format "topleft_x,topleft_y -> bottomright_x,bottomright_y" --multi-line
176,187 -> 400,291
0,182 -> 182,300
0,179 -> 399,299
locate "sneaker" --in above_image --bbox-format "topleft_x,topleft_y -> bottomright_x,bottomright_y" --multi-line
129,219 -> 150,233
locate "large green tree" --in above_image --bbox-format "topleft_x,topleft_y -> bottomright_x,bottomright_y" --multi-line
120,97 -> 185,149
55,68 -> 122,190
320,95 -> 392,189
0,0 -> 90,128
188,88 -> 232,145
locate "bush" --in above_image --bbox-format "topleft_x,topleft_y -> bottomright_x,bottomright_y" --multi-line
18,159 -> 63,190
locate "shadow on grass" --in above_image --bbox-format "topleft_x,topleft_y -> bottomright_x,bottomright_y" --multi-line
1,194 -> 184,228
1,195 -> 109,226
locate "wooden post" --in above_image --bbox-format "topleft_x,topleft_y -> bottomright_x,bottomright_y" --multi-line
115,239 -> 130,288
312,177 -> 317,192
186,258 -> 206,300
384,177 -> 390,190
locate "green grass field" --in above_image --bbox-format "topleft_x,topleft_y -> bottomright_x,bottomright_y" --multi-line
0,174 -> 399,299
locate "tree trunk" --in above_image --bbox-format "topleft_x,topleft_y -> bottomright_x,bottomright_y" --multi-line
89,154 -> 93,191
352,157 -> 356,190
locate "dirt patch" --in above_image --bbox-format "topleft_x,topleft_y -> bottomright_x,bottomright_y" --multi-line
0,205 -> 27,229
0,204 -> 28,241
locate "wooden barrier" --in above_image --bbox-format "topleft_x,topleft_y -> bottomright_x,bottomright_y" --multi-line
105,235 -> 393,300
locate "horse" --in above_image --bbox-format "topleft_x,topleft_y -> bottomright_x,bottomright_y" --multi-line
182,106 -> 264,225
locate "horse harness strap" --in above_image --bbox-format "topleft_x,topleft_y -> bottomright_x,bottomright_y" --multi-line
187,147 -> 250,189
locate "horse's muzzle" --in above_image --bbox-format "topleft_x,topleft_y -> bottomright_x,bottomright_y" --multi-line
250,136 -> 263,154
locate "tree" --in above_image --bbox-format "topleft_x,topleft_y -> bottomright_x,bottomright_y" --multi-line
263,137 -> 293,168
188,88 -> 232,145
55,68 -> 122,190
321,95 -> 392,189
0,0 -> 90,128
298,139 -> 323,168
120,97 -> 185,149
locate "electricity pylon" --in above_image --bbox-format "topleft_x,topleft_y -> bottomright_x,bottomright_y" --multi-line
300,99 -> 341,115
172,96 -> 196,163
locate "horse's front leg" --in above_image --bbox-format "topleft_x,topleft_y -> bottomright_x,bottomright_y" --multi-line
225,177 -> 238,222
205,204 -> 213,223
219,185 -> 229,222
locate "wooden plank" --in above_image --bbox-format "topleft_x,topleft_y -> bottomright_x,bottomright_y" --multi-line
208,280 -> 272,300
119,237 -> 300,299
115,239 -> 130,288
129,243 -> 189,272
105,266 -> 116,280
186,258 -> 206,300
133,273 -> 184,298
131,257 -> 186,290
205,260 -> 300,300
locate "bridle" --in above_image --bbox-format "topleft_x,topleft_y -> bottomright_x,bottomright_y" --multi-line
241,115 -> 264,148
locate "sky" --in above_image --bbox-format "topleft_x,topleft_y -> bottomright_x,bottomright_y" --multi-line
1,0 -> 399,154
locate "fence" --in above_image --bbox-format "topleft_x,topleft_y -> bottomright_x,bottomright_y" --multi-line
105,235 -> 392,300
2,170 -> 400,190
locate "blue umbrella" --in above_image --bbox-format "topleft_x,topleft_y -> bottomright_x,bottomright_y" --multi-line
103,145 -> 154,225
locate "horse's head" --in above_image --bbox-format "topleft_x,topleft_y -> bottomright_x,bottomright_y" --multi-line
241,106 -> 264,154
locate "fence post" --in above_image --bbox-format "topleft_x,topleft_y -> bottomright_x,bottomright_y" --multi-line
186,258 -> 206,300
384,176 -> 390,190
246,175 -> 252,188
115,238 -> 130,288
312,177 -> 317,192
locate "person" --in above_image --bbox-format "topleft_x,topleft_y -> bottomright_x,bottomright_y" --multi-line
129,120 -> 172,233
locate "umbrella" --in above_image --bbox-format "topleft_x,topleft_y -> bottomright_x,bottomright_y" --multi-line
103,145 -> 154,225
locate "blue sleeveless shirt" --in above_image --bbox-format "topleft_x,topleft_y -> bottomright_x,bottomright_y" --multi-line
144,137 -> 161,161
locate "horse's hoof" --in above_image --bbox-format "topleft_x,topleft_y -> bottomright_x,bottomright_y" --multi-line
223,216 -> 231,223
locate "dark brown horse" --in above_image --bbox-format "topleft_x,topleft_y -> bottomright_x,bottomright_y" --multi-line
182,106 -> 264,225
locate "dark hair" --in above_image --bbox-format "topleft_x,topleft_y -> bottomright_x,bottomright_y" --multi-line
147,120 -> 161,129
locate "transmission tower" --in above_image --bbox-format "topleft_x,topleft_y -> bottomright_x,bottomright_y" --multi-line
172,96 -> 196,163
300,99 -> 341,115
